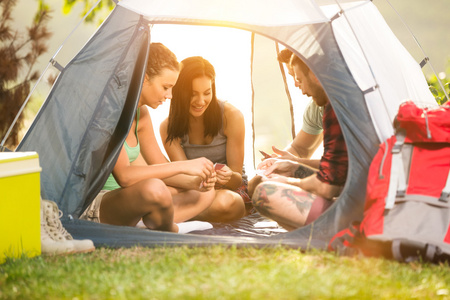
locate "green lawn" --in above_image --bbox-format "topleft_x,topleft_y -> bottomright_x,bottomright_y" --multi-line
1,245 -> 449,299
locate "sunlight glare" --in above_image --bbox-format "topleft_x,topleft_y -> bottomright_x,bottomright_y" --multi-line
149,25 -> 255,172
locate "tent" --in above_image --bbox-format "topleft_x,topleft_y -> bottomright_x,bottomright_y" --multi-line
16,0 -> 438,249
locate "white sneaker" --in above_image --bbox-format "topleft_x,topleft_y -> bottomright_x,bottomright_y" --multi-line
41,227 -> 75,255
41,199 -> 95,254
64,234 -> 96,254
41,200 -> 75,255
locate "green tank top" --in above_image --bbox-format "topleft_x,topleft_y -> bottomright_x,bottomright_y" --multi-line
103,108 -> 141,190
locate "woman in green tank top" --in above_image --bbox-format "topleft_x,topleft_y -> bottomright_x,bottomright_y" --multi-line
81,43 -> 217,233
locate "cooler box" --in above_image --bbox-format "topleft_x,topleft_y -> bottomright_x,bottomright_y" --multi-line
0,151 -> 41,263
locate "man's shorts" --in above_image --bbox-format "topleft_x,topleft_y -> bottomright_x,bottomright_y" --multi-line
305,195 -> 334,225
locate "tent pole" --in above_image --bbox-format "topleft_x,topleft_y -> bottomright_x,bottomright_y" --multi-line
275,43 -> 296,139
250,33 -> 256,169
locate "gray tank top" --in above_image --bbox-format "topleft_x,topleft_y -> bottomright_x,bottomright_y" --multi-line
180,101 -> 247,179
181,101 -> 227,164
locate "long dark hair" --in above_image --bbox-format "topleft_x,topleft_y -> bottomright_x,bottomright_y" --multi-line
165,56 -> 222,144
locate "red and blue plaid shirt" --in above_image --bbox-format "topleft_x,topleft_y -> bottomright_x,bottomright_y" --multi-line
317,103 -> 348,186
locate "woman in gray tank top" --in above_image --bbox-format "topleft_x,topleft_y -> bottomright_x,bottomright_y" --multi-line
161,56 -> 249,223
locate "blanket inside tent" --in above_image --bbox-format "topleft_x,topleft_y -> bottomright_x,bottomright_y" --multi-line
16,0 -> 438,249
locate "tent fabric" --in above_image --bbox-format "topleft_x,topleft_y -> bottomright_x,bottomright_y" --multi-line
119,0 -> 329,27
17,7 -> 150,217
331,3 -> 437,142
17,0 -> 438,249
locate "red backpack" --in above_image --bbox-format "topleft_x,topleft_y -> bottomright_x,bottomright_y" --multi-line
329,101 -> 450,263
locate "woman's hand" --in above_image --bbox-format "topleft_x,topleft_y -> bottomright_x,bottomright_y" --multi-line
215,165 -> 233,186
199,172 -> 217,192
183,157 -> 214,180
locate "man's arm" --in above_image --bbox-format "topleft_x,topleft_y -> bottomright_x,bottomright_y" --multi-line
285,130 -> 323,159
287,99 -> 324,158
267,173 -> 342,200
296,174 -> 343,199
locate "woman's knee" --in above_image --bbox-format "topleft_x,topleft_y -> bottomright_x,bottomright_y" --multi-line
215,190 -> 245,215
139,178 -> 172,209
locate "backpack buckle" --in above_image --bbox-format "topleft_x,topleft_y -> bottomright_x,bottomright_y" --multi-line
396,190 -> 406,198
439,192 -> 449,203
392,129 -> 406,154
391,143 -> 402,154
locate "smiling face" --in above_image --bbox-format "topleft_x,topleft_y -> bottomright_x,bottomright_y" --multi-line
189,76 -> 213,118
139,68 -> 179,109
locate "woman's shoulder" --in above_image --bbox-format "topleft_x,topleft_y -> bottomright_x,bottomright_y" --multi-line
222,101 -> 244,131
138,105 -> 151,120
137,106 -> 153,132
223,101 -> 243,118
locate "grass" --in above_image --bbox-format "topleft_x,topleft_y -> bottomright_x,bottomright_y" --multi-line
1,245 -> 449,299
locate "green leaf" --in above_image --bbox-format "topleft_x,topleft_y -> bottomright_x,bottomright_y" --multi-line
429,86 -> 439,96
63,0 -> 78,15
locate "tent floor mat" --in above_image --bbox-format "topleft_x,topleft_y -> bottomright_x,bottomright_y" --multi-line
189,212 -> 288,237
60,213 -> 327,249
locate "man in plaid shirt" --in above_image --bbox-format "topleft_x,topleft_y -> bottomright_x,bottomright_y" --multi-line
251,55 -> 348,231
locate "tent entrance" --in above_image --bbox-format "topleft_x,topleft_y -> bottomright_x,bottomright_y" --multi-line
11,1 -> 440,249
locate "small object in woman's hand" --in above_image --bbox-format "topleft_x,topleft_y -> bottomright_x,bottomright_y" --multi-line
259,150 -> 271,159
214,163 -> 225,170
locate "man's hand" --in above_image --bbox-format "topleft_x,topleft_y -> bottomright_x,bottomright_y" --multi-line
257,158 -> 299,177
261,173 -> 301,186
271,146 -> 298,161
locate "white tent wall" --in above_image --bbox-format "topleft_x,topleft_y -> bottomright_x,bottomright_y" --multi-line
330,3 -> 437,142
119,0 -> 330,27
16,0 -> 438,248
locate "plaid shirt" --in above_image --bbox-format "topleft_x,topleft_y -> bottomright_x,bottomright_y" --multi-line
317,103 -> 348,186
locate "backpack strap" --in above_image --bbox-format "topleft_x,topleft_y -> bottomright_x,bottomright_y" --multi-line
440,168 -> 450,202
385,130 -> 407,209
328,222 -> 361,255
392,239 -> 438,263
